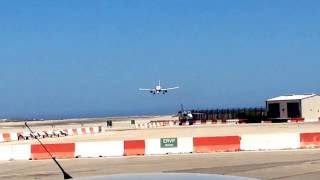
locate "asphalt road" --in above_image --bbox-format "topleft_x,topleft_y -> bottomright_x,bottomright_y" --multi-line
1,149 -> 320,180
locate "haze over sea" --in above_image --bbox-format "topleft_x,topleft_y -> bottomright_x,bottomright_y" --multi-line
0,1 -> 319,119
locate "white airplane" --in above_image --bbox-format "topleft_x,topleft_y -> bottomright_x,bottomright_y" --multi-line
139,80 -> 179,95
179,104 -> 193,119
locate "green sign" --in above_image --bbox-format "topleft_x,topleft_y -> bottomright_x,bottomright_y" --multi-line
160,138 -> 178,148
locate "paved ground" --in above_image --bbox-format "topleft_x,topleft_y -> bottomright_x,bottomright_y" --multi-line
4,122 -> 320,145
1,149 -> 320,180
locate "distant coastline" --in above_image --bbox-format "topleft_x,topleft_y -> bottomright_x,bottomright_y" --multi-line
0,114 -> 172,122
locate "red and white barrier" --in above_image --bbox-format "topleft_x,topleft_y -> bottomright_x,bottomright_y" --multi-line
31,143 -> 75,160
288,118 -> 305,123
226,119 -> 239,124
300,132 -> 320,148
0,144 -> 31,160
134,119 -> 243,129
0,126 -> 104,143
3,133 -> 11,142
193,136 -> 241,153
145,137 -> 193,155
137,121 -> 173,129
75,141 -> 124,158
240,133 -> 300,151
195,119 -> 240,125
124,140 -> 145,156
0,132 -> 20,143
3,131 -> 320,161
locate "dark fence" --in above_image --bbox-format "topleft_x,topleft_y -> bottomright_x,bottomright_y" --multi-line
190,108 -> 267,123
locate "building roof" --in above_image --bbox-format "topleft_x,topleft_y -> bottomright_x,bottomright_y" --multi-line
267,94 -> 317,101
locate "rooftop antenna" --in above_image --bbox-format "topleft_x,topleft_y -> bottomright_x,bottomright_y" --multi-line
25,122 -> 73,179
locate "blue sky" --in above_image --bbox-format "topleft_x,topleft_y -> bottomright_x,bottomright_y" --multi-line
0,1 -> 319,119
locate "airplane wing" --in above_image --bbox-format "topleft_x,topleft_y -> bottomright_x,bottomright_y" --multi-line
163,87 -> 179,91
139,88 -> 154,91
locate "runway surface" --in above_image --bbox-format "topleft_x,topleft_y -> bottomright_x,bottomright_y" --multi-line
1,149 -> 320,180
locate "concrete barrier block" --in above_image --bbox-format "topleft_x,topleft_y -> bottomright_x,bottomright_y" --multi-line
240,133 -> 300,151
75,141 -> 124,158
0,144 -> 31,160
193,136 -> 241,153
145,137 -> 193,155
300,132 -> 320,148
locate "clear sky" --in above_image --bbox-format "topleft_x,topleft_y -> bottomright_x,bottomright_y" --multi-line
0,0 -> 319,119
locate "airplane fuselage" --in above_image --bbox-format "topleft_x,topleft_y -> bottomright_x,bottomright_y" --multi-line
151,86 -> 168,94
139,81 -> 178,95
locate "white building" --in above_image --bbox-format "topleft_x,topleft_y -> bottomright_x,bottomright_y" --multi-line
266,94 -> 320,122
